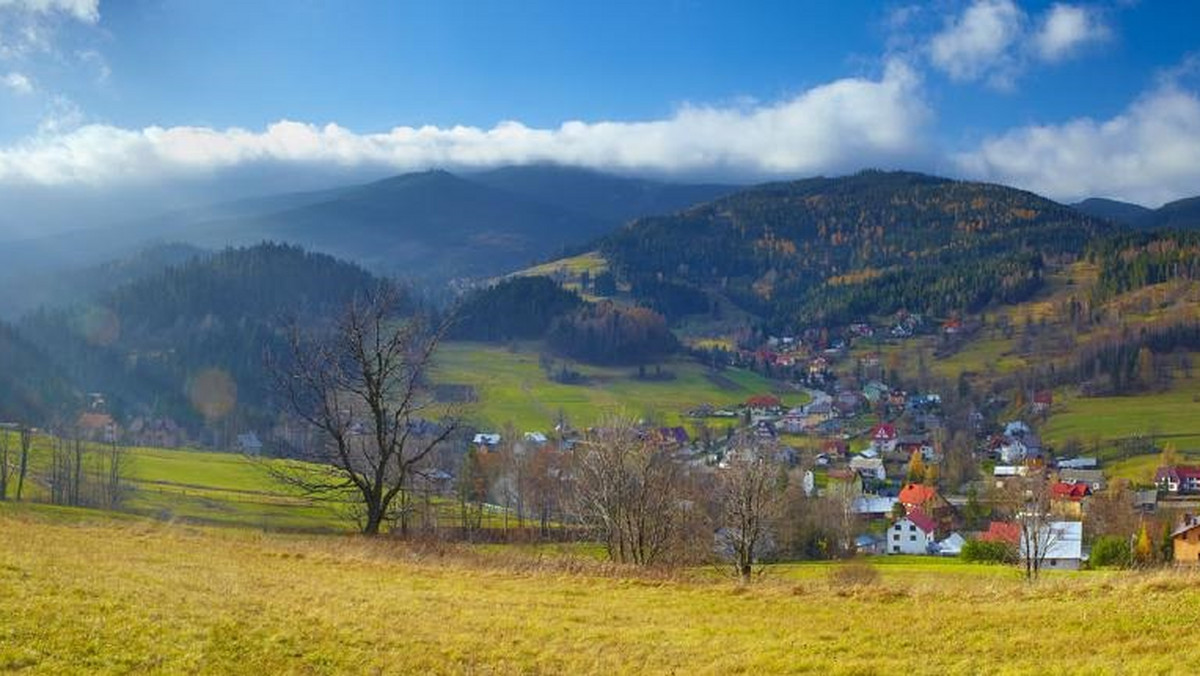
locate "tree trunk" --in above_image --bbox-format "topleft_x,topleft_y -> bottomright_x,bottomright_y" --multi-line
16,433 -> 29,501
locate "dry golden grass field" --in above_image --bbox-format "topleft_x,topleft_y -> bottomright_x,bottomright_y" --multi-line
3,503 -> 1199,675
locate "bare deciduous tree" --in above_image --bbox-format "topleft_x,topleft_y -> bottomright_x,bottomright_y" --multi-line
1002,471 -> 1065,581
715,432 -> 787,584
571,416 -> 688,566
272,286 -> 458,535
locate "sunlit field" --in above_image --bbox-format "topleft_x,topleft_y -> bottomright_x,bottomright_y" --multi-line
3,504 -> 1198,674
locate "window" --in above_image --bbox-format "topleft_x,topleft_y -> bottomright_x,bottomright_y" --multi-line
909,525 -> 916,532
893,534 -> 900,541
893,546 -> 900,553
909,535 -> 916,541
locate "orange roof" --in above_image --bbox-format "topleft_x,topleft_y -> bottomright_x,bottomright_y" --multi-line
899,483 -> 939,506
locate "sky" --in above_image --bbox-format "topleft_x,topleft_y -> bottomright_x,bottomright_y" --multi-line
1,0 -> 1199,222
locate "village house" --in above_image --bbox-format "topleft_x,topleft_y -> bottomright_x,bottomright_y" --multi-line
862,381 -> 889,404
1058,468 -> 1106,492
779,408 -> 807,434
1021,521 -> 1084,570
1050,481 -> 1091,519
855,533 -> 884,555
981,521 -> 1021,547
1057,457 -> 1099,470
822,439 -> 849,459
868,423 -> 898,454
1170,516 -> 1200,564
833,391 -> 865,418
473,433 -> 501,451
994,433 -> 1043,465
1031,390 -> 1053,415
235,432 -> 263,455
746,394 -> 784,420
898,483 -> 952,519
128,416 -> 185,448
76,412 -> 119,444
896,434 -> 935,460
753,420 -> 777,440
852,495 -> 899,518
887,509 -> 938,555
936,532 -> 967,556
849,455 -> 887,482
993,465 -> 1028,489
802,400 -> 834,428
1155,465 -> 1200,494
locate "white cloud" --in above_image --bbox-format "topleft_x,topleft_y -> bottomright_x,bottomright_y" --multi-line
0,60 -> 932,186
2,69 -> 31,94
925,1 -> 1111,88
956,81 -> 1200,206
1034,4 -> 1109,62
929,0 -> 1024,85
0,0 -> 98,23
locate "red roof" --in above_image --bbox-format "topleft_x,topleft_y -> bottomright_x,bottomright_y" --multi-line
1051,481 -> 1091,500
1157,465 -> 1200,482
905,508 -> 937,534
981,521 -> 1020,545
870,423 -> 898,441
746,394 -> 782,408
823,439 -> 849,455
899,483 -> 940,507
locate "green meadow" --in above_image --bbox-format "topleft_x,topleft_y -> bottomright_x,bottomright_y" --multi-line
434,341 -> 803,432
0,432 -> 525,533
1042,374 -> 1200,458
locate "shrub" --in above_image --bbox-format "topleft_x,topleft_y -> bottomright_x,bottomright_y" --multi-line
827,560 -> 881,588
960,538 -> 1018,564
1089,535 -> 1132,569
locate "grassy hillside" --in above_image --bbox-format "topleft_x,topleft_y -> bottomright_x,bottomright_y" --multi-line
435,342 -> 803,431
1,431 -> 349,531
2,506 -> 1197,674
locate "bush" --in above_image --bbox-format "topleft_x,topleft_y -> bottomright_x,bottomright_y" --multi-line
960,539 -> 1018,564
827,561 -> 881,588
1090,535 -> 1132,569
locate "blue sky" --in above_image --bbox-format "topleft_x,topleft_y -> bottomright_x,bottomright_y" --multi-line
1,0 -> 1199,208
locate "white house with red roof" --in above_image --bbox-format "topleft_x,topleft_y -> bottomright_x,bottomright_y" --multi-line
868,423 -> 898,454
1156,465 -> 1200,494
887,509 -> 937,555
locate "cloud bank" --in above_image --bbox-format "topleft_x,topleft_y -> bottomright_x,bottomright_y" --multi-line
0,60 -> 931,186
957,80 -> 1200,206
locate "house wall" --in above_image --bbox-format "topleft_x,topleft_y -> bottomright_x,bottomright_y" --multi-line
1174,529 -> 1200,564
887,520 -> 930,555
1041,557 -> 1081,571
